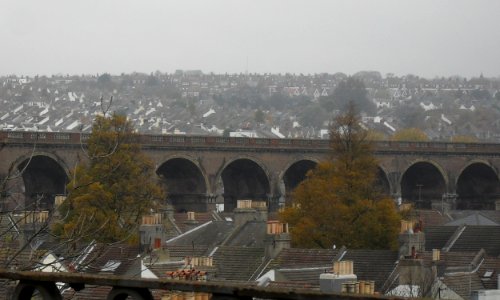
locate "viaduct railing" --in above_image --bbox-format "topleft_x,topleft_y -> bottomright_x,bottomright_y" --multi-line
2,130 -> 500,155
0,269 -> 408,300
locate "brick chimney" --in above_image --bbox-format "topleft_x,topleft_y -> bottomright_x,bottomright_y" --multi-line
264,221 -> 290,259
398,220 -> 425,259
21,210 -> 49,244
233,200 -> 267,227
139,213 -> 165,252
185,211 -> 198,225
320,261 -> 359,293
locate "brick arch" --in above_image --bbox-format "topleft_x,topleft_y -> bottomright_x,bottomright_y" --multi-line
11,151 -> 70,178
10,152 -> 70,211
456,159 -> 499,184
279,157 -> 319,205
156,155 -> 209,212
400,159 -> 448,209
455,160 -> 500,210
217,156 -> 271,212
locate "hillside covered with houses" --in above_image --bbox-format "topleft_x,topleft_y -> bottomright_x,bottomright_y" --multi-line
1,71 -> 500,141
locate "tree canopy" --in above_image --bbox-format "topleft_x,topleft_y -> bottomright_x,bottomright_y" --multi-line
392,128 -> 428,141
321,77 -> 375,115
53,114 -> 165,243
450,135 -> 478,143
280,105 -> 400,249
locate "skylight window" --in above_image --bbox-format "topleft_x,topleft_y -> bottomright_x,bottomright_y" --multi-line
101,260 -> 121,272
483,270 -> 493,278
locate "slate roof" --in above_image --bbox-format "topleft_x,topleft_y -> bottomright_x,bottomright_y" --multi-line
340,249 -> 398,291
259,248 -> 338,287
0,247 -> 48,271
173,212 -> 214,233
164,245 -> 209,259
266,248 -> 338,270
450,226 -> 500,256
224,221 -> 266,247
448,210 -> 500,224
424,225 -> 500,256
419,250 -> 479,278
212,246 -> 265,281
445,212 -> 499,226
276,268 -> 330,287
166,220 -> 234,255
442,273 -> 484,300
145,260 -> 185,278
424,226 -> 458,251
477,256 -> 500,290
80,243 -> 141,276
416,209 -> 451,226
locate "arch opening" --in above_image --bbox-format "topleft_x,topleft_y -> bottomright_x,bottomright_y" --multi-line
221,159 -> 270,212
401,162 -> 446,209
157,158 -> 207,212
18,155 -> 68,211
282,160 -> 317,206
456,163 -> 500,210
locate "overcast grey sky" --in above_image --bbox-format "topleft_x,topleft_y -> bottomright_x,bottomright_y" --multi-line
1,0 -> 499,78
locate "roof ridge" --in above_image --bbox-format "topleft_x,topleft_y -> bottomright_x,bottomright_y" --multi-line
442,224 -> 466,252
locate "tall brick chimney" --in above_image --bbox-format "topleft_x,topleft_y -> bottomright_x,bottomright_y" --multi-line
264,221 -> 290,259
233,200 -> 267,227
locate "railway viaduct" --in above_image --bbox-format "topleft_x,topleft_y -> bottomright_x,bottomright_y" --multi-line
1,131 -> 500,212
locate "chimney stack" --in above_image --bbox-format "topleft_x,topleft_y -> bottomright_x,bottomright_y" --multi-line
139,213 -> 165,251
264,221 -> 290,259
185,211 -> 198,224
320,260 -> 358,294
399,220 -> 425,258
233,200 -> 267,227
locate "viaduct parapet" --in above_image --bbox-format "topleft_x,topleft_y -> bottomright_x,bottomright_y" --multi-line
1,131 -> 499,212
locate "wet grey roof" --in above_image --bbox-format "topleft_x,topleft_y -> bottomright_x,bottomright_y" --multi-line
224,221 -> 266,248
450,226 -> 500,256
167,221 -> 234,254
212,246 -> 265,281
424,226 -> 458,251
445,212 -> 500,226
340,249 -> 398,291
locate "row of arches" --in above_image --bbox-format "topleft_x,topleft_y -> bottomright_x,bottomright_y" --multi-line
5,155 -> 500,212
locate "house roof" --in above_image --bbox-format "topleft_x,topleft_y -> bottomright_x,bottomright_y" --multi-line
0,247 -> 48,271
449,226 -> 500,256
448,211 -> 500,225
173,212 -> 215,233
212,246 -> 264,281
445,212 -> 499,226
340,249 -> 398,291
416,209 -> 451,226
266,248 -> 339,270
424,226 -> 458,251
425,225 -> 500,256
477,255 -> 500,290
80,243 -> 141,276
164,245 -> 209,259
166,220 -> 234,255
224,221 -> 266,248
442,273 -> 484,300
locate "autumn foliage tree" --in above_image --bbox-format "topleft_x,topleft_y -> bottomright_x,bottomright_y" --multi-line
280,105 -> 400,249
53,114 -> 165,243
